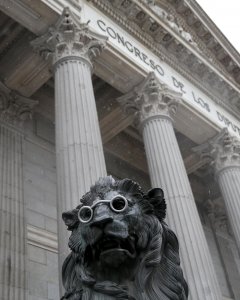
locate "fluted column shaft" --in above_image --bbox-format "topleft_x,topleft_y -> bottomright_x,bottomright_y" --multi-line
0,123 -> 26,300
118,72 -> 222,300
31,8 -> 108,280
143,117 -> 221,300
0,81 -> 36,300
217,167 -> 240,250
194,128 -> 240,254
55,58 -> 107,266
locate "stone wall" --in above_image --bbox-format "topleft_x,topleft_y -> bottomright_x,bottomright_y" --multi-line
28,245 -> 59,300
21,115 -> 240,300
23,117 -> 59,300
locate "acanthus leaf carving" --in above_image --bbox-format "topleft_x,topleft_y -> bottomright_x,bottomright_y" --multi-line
193,128 -> 240,174
118,72 -> 182,127
31,7 -> 108,67
0,81 -> 38,126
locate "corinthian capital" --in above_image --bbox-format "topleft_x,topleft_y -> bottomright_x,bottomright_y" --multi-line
117,72 -> 182,127
193,128 -> 240,174
31,7 -> 108,67
0,81 -> 37,126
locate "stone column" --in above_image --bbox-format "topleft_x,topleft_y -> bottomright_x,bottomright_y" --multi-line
32,8 -> 107,274
194,128 -> 240,252
118,72 -> 222,300
0,82 -> 37,300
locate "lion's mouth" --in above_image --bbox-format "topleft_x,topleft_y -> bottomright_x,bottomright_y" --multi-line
98,236 -> 135,256
84,236 -> 136,267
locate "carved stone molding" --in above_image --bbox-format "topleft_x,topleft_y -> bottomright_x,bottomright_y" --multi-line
90,0 -> 240,120
154,0 -> 240,87
118,72 -> 182,127
0,81 -> 38,126
174,0 -> 240,83
31,7 -> 108,68
194,128 -> 240,174
27,225 -> 58,253
149,2 -> 199,50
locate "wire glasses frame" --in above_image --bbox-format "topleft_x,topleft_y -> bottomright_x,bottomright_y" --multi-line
78,195 -> 128,223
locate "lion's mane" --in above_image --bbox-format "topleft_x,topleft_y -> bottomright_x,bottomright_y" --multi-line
61,177 -> 188,300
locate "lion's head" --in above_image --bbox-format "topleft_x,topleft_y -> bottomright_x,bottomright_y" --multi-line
61,177 -> 188,300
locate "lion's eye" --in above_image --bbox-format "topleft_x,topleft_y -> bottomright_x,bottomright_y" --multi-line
78,206 -> 93,223
110,196 -> 128,212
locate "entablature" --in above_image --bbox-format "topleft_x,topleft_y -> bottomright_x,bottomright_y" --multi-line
89,0 -> 240,118
0,0 -> 240,142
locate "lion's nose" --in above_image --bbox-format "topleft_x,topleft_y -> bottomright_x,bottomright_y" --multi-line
91,216 -> 113,228
90,205 -> 113,228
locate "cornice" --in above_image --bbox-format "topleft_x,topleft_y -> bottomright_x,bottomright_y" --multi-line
160,1 -> 226,76
88,0 -> 165,60
166,0 -> 240,93
88,0 -> 240,120
132,0 -> 240,89
184,0 -> 240,67
134,0 -> 240,114
139,1 -> 240,104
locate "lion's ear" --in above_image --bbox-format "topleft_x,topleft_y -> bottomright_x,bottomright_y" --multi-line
147,188 -> 164,199
62,209 -> 79,230
147,188 -> 166,222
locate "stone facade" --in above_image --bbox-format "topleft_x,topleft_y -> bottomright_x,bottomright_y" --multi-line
0,1 -> 240,300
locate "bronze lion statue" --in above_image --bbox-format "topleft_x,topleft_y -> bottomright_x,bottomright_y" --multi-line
61,176 -> 188,300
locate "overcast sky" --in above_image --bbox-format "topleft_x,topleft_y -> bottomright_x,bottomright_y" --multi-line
196,0 -> 240,52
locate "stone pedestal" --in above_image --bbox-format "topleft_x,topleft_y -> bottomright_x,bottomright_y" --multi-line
118,72 -> 222,300
32,7 -> 108,279
0,82 -> 36,300
195,128 -> 240,252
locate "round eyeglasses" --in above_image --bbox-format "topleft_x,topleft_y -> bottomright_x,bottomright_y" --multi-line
78,195 -> 128,223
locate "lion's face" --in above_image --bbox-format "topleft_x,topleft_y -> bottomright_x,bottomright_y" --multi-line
62,177 -> 188,300
78,190 -> 143,269
64,188 -> 157,281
